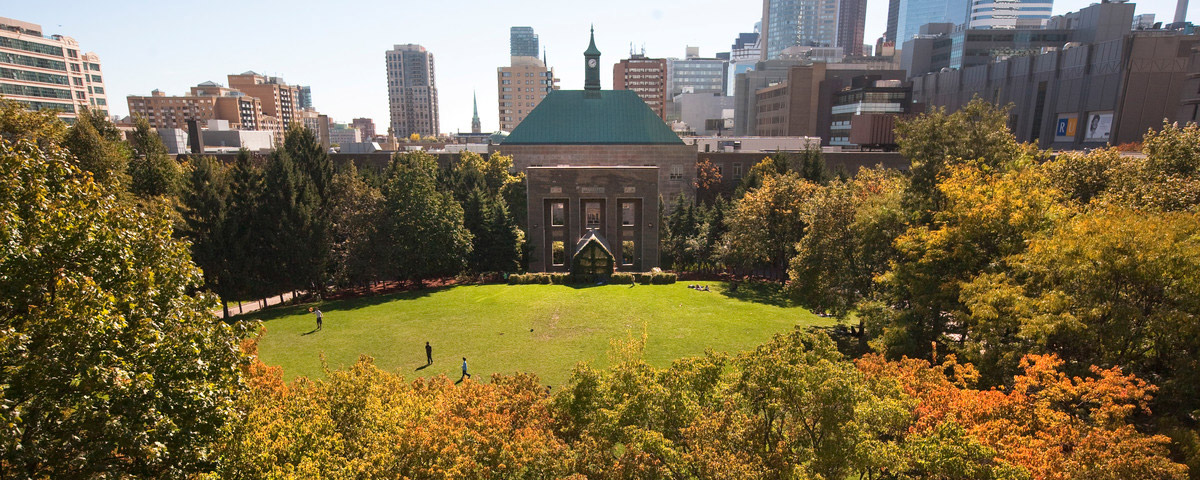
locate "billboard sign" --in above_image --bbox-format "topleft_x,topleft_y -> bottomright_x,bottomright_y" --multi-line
1084,112 -> 1113,142
1055,114 -> 1077,141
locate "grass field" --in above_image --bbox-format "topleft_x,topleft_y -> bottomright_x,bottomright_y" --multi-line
244,280 -> 835,386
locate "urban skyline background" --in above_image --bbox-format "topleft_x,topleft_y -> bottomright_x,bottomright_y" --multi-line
6,0 -> 1197,134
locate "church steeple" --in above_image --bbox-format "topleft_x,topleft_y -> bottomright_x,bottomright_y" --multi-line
584,25 -> 601,91
471,91 -> 481,134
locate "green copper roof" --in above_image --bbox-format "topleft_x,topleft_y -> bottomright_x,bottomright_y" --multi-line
501,90 -> 683,145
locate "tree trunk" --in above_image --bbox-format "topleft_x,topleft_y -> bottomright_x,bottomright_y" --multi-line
222,296 -> 230,320
237,301 -> 243,315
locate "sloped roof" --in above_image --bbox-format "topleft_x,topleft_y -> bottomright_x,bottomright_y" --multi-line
573,229 -> 615,259
501,90 -> 683,145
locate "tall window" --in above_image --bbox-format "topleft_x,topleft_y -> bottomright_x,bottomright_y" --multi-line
669,165 -> 684,181
621,202 -> 635,226
550,202 -> 565,226
584,202 -> 601,228
622,241 -> 635,265
551,241 -> 565,266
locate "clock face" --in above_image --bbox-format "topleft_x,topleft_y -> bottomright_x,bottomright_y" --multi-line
588,59 -> 598,68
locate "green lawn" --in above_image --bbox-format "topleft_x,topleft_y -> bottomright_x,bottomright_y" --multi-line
244,281 -> 834,386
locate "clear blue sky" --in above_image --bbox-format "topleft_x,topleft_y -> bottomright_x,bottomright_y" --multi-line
8,0 -> 1196,134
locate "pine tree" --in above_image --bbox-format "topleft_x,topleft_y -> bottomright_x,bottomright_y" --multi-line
180,156 -> 232,317
283,125 -> 333,292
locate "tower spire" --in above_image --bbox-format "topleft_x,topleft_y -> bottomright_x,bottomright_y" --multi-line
584,24 -> 601,90
471,90 -> 481,134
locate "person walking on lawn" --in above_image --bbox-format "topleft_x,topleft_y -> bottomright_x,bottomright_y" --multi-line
310,307 -> 323,330
460,357 -> 472,382
425,341 -> 433,366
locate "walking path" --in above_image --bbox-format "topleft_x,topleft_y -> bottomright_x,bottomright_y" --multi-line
214,291 -> 304,318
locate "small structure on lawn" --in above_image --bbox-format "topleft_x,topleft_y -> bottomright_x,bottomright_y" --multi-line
571,229 -> 615,276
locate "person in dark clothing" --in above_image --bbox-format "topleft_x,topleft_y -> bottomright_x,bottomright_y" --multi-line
425,341 -> 433,365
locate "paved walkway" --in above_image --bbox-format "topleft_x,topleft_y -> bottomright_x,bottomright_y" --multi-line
215,291 -> 304,318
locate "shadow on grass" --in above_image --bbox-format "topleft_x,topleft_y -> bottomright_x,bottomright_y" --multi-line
717,280 -> 796,308
415,363 -> 431,371
232,285 -> 454,322
809,324 -> 871,358
301,328 -> 321,336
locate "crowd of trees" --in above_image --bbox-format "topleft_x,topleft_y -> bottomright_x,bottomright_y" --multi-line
9,101 -> 528,318
666,99 -> 1200,475
212,330 -> 1186,479
3,97 -> 1199,477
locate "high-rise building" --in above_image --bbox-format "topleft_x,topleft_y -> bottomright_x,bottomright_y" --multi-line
761,0 -> 841,60
838,0 -> 869,56
727,25 -> 762,96
614,54 -> 668,119
967,0 -> 1053,29
0,16 -> 109,120
298,85 -> 312,109
385,44 -> 440,137
127,80 -> 284,139
351,117 -> 376,139
885,0 -> 901,42
227,71 -> 301,130
497,55 -> 559,132
510,26 -> 539,57
667,48 -> 728,97
892,0 -> 969,45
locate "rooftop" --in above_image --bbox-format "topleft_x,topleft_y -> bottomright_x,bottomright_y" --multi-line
502,90 -> 683,145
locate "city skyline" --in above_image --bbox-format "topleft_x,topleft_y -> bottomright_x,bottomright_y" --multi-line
5,0 -> 1196,134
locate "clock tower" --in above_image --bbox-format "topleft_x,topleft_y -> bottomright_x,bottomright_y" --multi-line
584,25 -> 601,91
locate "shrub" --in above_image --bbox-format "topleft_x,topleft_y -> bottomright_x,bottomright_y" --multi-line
611,273 -> 635,284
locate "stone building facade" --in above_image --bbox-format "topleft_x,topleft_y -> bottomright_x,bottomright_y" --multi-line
526,167 -> 660,273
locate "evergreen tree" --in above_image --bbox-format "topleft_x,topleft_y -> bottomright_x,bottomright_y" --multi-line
283,125 -> 334,292
180,156 -> 233,317
224,150 -> 267,302
258,149 -> 319,294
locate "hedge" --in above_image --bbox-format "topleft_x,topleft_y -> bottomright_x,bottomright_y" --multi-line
506,272 -> 676,285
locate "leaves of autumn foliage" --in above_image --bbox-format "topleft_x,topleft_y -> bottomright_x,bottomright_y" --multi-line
858,353 -> 1188,480
0,102 -> 254,477
213,339 -> 572,479
219,328 -> 1186,479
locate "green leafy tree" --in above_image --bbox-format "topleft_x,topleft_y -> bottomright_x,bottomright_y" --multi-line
789,167 -> 907,321
961,207 -> 1200,414
723,172 -> 822,275
381,151 -> 473,282
61,106 -> 128,185
127,116 -> 184,198
871,161 -> 1061,360
896,98 -> 1021,221
0,109 -> 252,477
328,162 -> 386,287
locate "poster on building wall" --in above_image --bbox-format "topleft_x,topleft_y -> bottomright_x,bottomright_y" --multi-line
1055,114 -> 1077,142
1085,112 -> 1113,142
